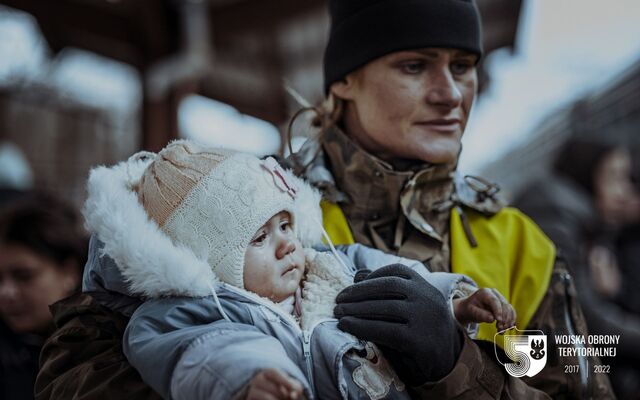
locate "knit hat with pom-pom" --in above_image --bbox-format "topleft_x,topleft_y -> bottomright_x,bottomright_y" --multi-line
136,140 -> 322,289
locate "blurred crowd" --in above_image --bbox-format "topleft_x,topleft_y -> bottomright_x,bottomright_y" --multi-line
0,188 -> 87,400
516,138 -> 640,399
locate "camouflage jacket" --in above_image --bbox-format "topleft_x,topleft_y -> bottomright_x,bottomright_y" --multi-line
35,293 -> 161,400
287,127 -> 615,399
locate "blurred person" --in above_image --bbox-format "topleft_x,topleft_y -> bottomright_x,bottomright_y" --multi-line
516,138 -> 640,399
608,222 -> 640,400
614,148 -> 640,314
608,148 -> 640,400
0,192 -> 87,400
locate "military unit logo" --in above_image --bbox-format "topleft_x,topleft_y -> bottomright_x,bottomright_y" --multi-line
495,328 -> 547,378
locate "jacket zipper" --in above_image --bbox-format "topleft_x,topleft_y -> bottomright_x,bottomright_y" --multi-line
222,285 -> 335,398
223,285 -> 301,328
302,330 -> 316,396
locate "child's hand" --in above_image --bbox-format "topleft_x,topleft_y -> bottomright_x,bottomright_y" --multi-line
452,288 -> 516,331
243,368 -> 304,400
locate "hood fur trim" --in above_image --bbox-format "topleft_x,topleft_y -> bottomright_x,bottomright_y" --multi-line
289,173 -> 323,247
83,151 -> 217,298
82,149 -> 325,299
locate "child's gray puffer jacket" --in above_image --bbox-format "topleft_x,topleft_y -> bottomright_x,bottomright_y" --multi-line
82,152 -> 476,400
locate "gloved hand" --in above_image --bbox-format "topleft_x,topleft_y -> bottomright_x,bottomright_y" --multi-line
353,269 -> 372,283
334,264 -> 463,385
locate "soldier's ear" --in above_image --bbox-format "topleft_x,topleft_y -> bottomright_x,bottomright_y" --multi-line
329,71 -> 360,101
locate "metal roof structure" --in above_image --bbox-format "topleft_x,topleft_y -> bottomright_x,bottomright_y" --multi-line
2,0 -> 523,152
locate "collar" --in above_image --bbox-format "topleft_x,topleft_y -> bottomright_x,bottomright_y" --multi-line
277,287 -> 303,317
322,128 -> 457,242
287,126 -> 505,244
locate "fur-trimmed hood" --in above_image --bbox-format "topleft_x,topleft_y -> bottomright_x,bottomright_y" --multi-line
82,148 -> 324,299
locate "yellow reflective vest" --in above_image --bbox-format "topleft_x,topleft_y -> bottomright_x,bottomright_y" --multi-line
321,200 -> 555,346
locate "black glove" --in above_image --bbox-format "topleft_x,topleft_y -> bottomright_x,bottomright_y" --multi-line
353,269 -> 372,283
334,264 -> 463,385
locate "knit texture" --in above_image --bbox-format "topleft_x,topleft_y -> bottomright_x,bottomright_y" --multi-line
163,153 -> 295,288
136,140 -> 296,289
323,0 -> 483,93
136,141 -> 230,227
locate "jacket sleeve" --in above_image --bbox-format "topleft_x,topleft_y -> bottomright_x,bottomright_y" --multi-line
35,292 -> 162,400
522,258 -> 617,399
123,297 -> 309,400
516,184 -> 617,398
337,243 -> 477,306
409,335 -> 551,400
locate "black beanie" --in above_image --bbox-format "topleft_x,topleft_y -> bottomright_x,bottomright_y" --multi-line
323,0 -> 483,93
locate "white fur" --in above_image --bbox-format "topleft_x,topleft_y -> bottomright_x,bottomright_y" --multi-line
289,172 -> 324,247
299,249 -> 353,330
83,152 -> 217,298
206,248 -> 352,329
82,151 -> 325,299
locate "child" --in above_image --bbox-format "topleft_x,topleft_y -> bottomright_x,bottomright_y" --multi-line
83,140 -> 515,400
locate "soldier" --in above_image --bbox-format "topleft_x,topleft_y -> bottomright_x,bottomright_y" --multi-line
35,0 -> 615,399
286,0 -> 615,398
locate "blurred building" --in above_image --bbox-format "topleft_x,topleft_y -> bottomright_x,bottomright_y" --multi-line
0,82 -> 138,205
481,56 -> 640,199
0,0 -> 523,205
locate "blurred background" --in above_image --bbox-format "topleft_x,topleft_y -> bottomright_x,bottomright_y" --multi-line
0,0 -> 638,205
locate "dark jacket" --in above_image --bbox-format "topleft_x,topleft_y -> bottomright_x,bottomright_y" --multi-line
35,237 -> 161,400
286,128 -> 615,399
35,291 -> 161,400
1,321 -> 43,400
615,223 -> 640,314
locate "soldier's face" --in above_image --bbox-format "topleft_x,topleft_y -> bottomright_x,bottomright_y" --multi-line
332,47 -> 478,165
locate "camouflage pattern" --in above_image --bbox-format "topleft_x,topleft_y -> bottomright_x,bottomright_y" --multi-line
522,259 -> 615,399
410,336 -> 549,400
35,293 -> 161,400
287,127 -> 615,399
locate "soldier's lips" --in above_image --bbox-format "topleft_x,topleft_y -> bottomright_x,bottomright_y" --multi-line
414,118 -> 461,133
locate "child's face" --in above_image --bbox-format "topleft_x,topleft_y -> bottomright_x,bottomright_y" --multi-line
243,211 -> 305,302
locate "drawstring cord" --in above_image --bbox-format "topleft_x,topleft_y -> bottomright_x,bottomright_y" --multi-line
208,281 -> 231,322
456,205 -> 478,248
314,218 -> 350,274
